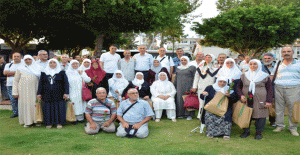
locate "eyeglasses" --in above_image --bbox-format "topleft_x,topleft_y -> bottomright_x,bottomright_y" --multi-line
129,92 -> 139,95
226,62 -> 234,64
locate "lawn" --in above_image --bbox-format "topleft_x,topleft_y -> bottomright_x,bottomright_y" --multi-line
0,109 -> 299,155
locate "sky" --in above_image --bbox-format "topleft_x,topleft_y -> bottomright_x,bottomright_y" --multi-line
184,0 -> 220,38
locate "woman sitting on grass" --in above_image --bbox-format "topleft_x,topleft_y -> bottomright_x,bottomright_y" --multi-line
200,76 -> 238,140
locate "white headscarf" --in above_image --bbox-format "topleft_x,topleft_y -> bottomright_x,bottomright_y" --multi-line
245,59 -> 269,95
178,56 -> 192,70
109,70 -> 129,87
44,59 -> 61,76
66,60 -> 80,77
79,59 -> 91,71
18,55 -> 41,77
205,53 -> 215,62
217,58 -> 242,81
155,72 -> 171,93
212,76 -> 232,94
132,72 -> 144,90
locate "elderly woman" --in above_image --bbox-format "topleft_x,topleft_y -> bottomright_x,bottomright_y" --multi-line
146,59 -> 171,85
237,59 -> 273,140
85,60 -> 108,98
200,77 -> 238,140
122,72 -> 151,101
12,55 -> 41,127
37,59 -> 69,129
174,56 -> 196,120
108,70 -> 129,102
66,60 -> 91,124
191,54 -> 219,131
151,72 -> 177,122
79,59 -> 91,71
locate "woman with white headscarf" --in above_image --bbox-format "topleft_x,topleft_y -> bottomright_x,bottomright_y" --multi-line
236,59 -> 273,140
200,76 -> 238,140
122,72 -> 151,100
174,56 -> 196,120
79,59 -> 91,71
37,59 -> 69,129
151,72 -> 177,122
12,55 -> 41,127
217,58 -> 242,82
191,54 -> 219,130
66,60 -> 91,124
108,70 -> 129,102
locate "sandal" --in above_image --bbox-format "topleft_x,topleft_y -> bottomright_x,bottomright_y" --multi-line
46,125 -> 52,129
223,136 -> 230,140
57,124 -> 63,129
172,119 -> 177,122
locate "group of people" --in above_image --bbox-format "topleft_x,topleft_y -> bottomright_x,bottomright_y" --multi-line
0,44 -> 299,139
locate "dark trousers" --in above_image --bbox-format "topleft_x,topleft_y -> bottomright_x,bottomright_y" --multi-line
105,73 -> 114,80
244,118 -> 266,134
134,70 -> 149,80
0,78 -> 9,100
269,115 -> 276,124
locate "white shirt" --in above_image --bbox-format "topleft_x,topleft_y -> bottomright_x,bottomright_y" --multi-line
133,53 -> 154,71
190,60 -> 205,68
100,52 -> 121,73
36,60 -> 48,70
4,62 -> 23,86
156,55 -> 174,73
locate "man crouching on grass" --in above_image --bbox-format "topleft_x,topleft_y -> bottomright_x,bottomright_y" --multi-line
85,87 -> 117,134
116,88 -> 154,138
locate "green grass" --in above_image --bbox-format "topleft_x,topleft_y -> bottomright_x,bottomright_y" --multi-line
0,109 -> 299,155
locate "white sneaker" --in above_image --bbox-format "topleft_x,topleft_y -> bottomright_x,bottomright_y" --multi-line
186,116 -> 192,120
200,124 -> 206,133
290,130 -> 299,136
172,119 -> 177,122
24,125 -> 30,128
155,119 -> 160,122
36,123 -> 41,127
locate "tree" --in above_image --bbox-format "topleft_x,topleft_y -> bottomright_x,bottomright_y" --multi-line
192,4 -> 300,57
120,32 -> 138,50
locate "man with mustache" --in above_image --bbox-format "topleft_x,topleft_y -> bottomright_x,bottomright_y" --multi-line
271,46 -> 300,136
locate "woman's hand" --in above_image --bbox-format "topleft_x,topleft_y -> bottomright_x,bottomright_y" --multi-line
88,83 -> 94,87
191,88 -> 197,93
265,102 -> 272,108
143,96 -> 149,100
202,91 -> 208,96
78,70 -> 83,75
115,90 -> 119,94
122,97 -> 125,100
13,95 -> 19,98
37,95 -> 42,100
158,95 -> 164,99
63,94 -> 69,101
241,95 -> 246,103
225,91 -> 230,97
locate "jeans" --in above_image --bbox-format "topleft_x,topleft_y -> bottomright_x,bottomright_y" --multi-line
7,86 -> 18,115
0,79 -> 9,100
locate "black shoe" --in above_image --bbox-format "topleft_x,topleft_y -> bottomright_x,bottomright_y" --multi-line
240,132 -> 250,138
10,114 -> 18,118
72,121 -> 78,125
255,133 -> 262,140
78,120 -> 84,123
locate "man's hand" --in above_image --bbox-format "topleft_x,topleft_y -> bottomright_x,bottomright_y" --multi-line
191,88 -> 197,93
133,122 -> 142,129
122,122 -> 129,128
143,96 -> 150,100
63,94 -> 68,101
202,91 -> 208,96
122,97 -> 125,100
89,122 -> 97,130
102,121 -> 111,127
13,95 -> 19,98
37,95 -> 42,100
265,102 -> 272,108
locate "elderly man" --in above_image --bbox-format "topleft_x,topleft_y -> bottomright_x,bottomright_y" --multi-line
85,87 -> 117,135
36,50 -> 48,70
60,54 -> 70,71
217,53 -> 226,68
116,88 -> 154,138
240,55 -> 251,73
155,47 -> 175,75
68,57 -> 73,62
100,44 -> 121,79
261,53 -> 276,127
237,54 -> 245,66
172,48 -> 184,73
133,46 -> 153,80
118,50 -> 135,81
3,52 -> 23,118
74,55 -> 81,63
190,51 -> 205,68
271,46 -> 300,136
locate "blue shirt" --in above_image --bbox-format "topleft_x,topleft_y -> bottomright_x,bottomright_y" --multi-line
117,99 -> 154,123
261,62 -> 275,75
172,56 -> 181,73
272,59 -> 300,86
133,53 -> 153,71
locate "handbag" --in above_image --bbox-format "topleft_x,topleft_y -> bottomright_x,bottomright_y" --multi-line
183,92 -> 199,110
82,81 -> 92,101
35,100 -> 43,123
292,101 -> 300,123
232,100 -> 253,129
204,91 -> 229,117
66,101 -> 76,122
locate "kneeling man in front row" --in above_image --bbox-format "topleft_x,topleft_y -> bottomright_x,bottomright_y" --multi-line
116,88 -> 154,138
85,87 -> 117,134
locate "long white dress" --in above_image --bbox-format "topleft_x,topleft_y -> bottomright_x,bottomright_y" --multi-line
108,70 -> 129,102
151,72 -> 176,119
66,60 -> 91,120
192,62 -> 219,118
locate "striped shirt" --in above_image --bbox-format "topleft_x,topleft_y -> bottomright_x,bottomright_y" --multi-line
272,59 -> 300,86
85,98 -> 117,122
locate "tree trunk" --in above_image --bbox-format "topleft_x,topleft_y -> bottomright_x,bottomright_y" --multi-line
94,34 -> 104,57
172,37 -> 175,57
